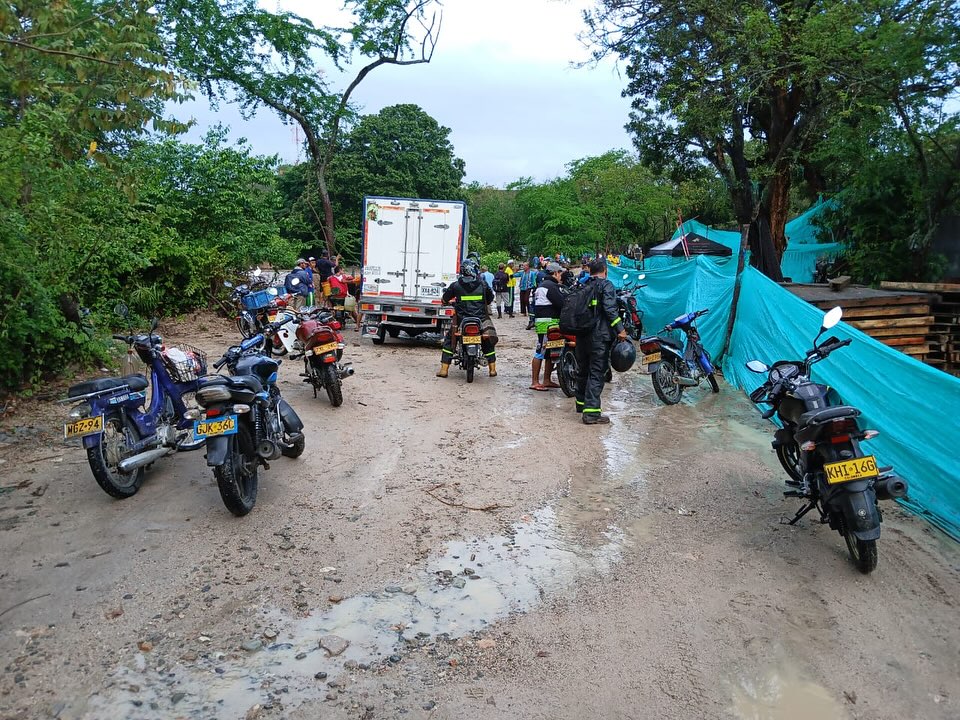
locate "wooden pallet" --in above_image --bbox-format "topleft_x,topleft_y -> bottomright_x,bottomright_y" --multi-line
880,281 -> 960,377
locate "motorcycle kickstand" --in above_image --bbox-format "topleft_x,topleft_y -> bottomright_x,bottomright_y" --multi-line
785,501 -> 817,526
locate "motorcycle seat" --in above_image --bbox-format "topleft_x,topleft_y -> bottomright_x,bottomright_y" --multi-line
798,405 -> 860,428
658,335 -> 683,349
68,374 -> 148,398
200,374 -> 264,393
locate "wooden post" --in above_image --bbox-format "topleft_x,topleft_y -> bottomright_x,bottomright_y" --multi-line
720,223 -> 751,360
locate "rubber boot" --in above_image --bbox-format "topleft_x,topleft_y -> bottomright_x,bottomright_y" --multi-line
497,308 -> 502,318
436,363 -> 449,378
488,361 -> 498,377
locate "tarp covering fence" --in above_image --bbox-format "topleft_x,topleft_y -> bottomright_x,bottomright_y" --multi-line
611,255 -> 960,540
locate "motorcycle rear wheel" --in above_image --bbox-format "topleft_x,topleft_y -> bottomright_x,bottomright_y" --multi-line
465,355 -> 475,383
652,360 -> 684,405
776,442 -> 803,484
87,413 -> 144,498
844,533 -> 878,574
323,364 -> 343,407
214,423 -> 258,516
558,350 -> 577,398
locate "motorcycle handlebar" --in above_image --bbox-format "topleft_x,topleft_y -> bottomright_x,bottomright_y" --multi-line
112,334 -> 129,341
213,358 -> 227,369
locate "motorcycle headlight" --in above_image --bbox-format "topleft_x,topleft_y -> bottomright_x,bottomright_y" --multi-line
196,385 -> 232,405
68,403 -> 92,419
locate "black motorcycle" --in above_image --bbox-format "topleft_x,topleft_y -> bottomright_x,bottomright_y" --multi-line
453,316 -> 487,383
615,273 -> 646,340
191,328 -> 305,516
745,306 -> 907,574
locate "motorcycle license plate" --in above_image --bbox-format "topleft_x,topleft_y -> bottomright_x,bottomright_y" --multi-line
824,455 -> 879,485
544,339 -> 565,349
193,415 -> 238,439
462,335 -> 482,345
313,342 -> 339,355
64,414 -> 104,439
642,352 -> 661,365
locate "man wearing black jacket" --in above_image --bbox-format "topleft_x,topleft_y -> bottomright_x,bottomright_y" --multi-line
530,263 -> 565,390
437,261 -> 497,378
576,259 -> 628,424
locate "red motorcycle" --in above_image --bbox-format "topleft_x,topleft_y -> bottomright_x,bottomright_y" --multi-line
295,310 -> 353,406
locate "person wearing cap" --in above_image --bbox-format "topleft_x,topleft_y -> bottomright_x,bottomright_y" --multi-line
285,259 -> 312,309
505,260 -> 517,317
530,262 -> 565,390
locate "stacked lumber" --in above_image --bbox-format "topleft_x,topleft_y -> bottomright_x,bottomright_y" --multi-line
786,284 -> 937,364
880,281 -> 960,377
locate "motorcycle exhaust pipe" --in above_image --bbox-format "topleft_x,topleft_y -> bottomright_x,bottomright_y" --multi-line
257,440 -> 281,461
874,475 -> 908,501
118,447 -> 173,473
672,376 -> 698,387
339,364 -> 354,379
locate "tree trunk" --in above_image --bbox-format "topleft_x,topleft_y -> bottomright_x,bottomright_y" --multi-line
765,171 -> 791,259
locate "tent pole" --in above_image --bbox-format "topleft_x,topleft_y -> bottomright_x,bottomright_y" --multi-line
721,223 -> 751,359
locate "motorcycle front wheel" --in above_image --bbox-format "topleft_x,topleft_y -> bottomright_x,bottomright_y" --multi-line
558,350 -> 577,398
844,533 -> 878,574
652,360 -> 684,405
214,423 -> 259,516
87,413 -> 144,498
707,372 -> 720,393
236,312 -> 256,339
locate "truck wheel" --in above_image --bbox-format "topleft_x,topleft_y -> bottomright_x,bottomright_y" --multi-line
372,326 -> 386,345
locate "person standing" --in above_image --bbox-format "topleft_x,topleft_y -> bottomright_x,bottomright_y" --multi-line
530,263 -> 565,391
504,260 -> 517,317
518,261 -> 535,316
481,265 -> 495,293
492,264 -> 510,319
575,259 -> 628,424
285,259 -> 312,310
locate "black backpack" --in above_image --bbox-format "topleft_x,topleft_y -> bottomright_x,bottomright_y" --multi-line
493,271 -> 509,292
559,281 -> 599,335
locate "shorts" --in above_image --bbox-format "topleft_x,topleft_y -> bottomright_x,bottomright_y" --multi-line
495,291 -> 510,307
534,318 -> 558,335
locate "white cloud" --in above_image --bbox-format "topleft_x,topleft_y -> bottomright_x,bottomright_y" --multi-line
179,0 -> 634,186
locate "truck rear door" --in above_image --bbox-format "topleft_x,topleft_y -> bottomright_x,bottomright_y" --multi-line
410,202 -> 460,303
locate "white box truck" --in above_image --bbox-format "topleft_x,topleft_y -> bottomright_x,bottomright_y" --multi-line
359,196 -> 469,343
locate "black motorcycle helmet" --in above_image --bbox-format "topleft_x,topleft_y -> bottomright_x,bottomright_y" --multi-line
459,259 -> 479,280
610,339 -> 637,373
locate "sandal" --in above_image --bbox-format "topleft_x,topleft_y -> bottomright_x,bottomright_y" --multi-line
529,384 -> 549,392
544,381 -> 561,389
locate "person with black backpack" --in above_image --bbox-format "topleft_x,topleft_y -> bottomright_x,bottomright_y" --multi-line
562,258 -> 627,424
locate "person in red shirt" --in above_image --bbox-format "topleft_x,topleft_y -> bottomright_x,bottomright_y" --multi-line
329,265 -> 360,330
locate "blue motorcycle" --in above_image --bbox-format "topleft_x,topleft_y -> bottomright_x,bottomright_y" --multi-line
639,308 -> 720,404
61,306 -> 206,499
190,325 -> 305,516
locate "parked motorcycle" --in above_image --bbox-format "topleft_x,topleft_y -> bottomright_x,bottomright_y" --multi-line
453,316 -> 487,383
640,308 -> 719,404
745,306 -> 906,574
60,305 -> 206,499
294,308 -> 353,406
226,270 -> 280,341
616,273 -> 646,340
191,326 -> 306,516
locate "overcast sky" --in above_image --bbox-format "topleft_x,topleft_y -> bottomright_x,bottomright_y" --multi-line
177,0 -> 635,187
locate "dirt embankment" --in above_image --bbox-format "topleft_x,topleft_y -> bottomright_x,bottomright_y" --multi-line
0,311 -> 957,720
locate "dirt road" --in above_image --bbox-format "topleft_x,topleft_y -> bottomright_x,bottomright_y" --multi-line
1,312 -> 958,720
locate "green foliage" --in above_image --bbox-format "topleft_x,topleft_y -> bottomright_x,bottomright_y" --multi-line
479,251 -> 510,271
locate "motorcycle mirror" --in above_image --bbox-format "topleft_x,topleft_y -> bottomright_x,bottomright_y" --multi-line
113,302 -> 129,318
150,317 -> 159,332
223,280 -> 234,288
822,306 -> 843,331
745,360 -> 769,374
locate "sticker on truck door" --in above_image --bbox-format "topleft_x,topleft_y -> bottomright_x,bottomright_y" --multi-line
366,201 -> 380,221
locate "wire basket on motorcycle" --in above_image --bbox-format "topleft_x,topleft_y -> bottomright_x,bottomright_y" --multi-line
161,343 -> 208,383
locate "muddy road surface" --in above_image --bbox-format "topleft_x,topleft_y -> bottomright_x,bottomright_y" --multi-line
1,312 -> 958,720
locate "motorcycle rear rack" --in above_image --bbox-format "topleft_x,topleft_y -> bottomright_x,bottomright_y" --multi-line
56,383 -> 136,404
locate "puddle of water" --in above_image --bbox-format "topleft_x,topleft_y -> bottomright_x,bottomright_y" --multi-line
731,661 -> 847,720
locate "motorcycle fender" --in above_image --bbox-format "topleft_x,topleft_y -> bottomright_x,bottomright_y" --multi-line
466,345 -> 479,357
205,435 -> 231,467
279,398 -> 304,433
831,484 -> 881,541
645,361 -> 661,374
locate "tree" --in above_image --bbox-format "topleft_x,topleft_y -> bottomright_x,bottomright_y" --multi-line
160,0 -> 441,257
583,0 -> 960,279
463,183 -> 522,256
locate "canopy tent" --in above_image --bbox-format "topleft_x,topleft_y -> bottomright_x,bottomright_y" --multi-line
648,232 -> 733,258
663,199 -> 844,282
